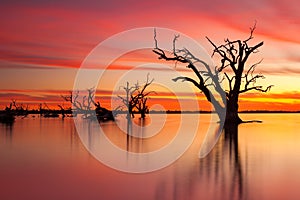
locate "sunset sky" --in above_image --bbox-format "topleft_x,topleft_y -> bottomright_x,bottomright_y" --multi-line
0,0 -> 299,111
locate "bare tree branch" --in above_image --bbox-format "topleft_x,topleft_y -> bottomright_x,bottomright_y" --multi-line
153,30 -> 226,109
239,85 -> 274,93
118,74 -> 155,118
153,24 -> 272,124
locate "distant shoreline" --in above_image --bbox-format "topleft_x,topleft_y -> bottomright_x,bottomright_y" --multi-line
1,110 -> 299,115
151,110 -> 300,114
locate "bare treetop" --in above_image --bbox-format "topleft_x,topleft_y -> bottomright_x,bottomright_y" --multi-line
153,24 -> 273,125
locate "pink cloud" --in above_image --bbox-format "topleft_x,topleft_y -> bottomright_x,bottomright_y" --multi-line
1,0 -> 299,71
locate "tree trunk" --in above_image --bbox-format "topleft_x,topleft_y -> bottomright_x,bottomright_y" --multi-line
140,110 -> 146,119
225,97 -> 242,125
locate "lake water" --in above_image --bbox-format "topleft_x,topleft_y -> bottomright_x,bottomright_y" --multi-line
0,114 -> 300,200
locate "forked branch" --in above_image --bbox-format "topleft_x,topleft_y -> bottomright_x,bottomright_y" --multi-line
153,29 -> 225,108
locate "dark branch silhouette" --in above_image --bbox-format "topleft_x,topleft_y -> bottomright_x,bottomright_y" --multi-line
153,23 -> 273,125
0,102 -> 15,124
118,74 -> 155,119
61,88 -> 114,121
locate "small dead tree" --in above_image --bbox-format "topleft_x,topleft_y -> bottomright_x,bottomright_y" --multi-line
61,89 -> 95,118
153,23 -> 273,125
57,105 -> 66,118
61,91 -> 81,116
134,75 -> 155,119
61,88 -> 114,121
136,97 -> 148,119
11,100 -> 28,116
118,82 -> 139,119
118,74 -> 154,119
1,103 -> 15,124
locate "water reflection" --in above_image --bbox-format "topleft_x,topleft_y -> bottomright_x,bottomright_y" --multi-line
126,118 -> 147,152
0,116 -> 82,159
152,124 -> 248,200
1,114 -> 300,199
0,122 -> 14,145
80,117 -> 154,155
78,116 -> 248,199
199,125 -> 245,200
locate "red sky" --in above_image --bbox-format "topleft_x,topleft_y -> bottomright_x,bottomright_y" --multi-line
0,0 -> 299,111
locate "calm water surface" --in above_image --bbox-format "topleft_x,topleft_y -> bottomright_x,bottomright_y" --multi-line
0,114 -> 300,200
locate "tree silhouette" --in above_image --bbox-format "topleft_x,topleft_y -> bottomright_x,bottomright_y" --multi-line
0,102 -> 15,124
153,23 -> 273,124
118,74 -> 154,119
133,74 -> 154,119
61,88 -> 114,121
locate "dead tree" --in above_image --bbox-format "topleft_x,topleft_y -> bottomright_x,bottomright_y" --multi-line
136,97 -> 148,119
57,105 -> 66,118
153,23 -> 273,125
42,102 -> 59,118
118,74 -> 154,119
134,74 -> 154,119
61,88 -> 114,121
0,103 -> 15,124
61,90 -> 87,118
11,100 -> 28,117
61,91 -> 85,117
118,82 -> 140,119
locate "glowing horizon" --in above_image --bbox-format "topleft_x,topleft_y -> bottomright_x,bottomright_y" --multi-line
0,87 -> 299,112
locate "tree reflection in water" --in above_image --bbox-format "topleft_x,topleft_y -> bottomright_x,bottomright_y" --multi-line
0,122 -> 14,145
199,125 -> 246,200
154,124 -> 248,200
81,116 -> 248,200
